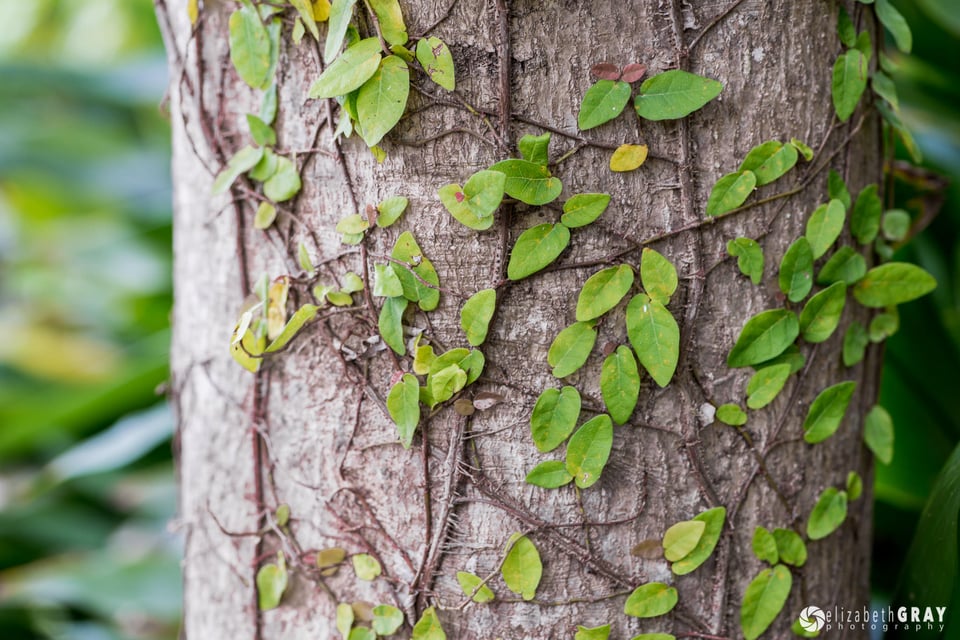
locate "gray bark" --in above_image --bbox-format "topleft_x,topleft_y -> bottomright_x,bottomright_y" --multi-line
159,0 -> 881,638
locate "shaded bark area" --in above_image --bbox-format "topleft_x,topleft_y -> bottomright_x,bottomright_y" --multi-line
159,0 -> 881,637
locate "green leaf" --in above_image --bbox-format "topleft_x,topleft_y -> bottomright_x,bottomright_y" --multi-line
727,309 -> 800,368
882,209 -> 911,241
501,534 -> 542,601
461,289 -> 496,346
378,296 -> 407,355
391,231 -> 441,311
525,460 -> 574,489
629,636 -> 676,640
864,404 -> 894,464
601,346 -> 641,425
548,321 -> 597,378
416,36 -> 455,90
368,0 -> 407,45
634,70 -> 723,121
230,2 -> 273,89
779,237 -> 814,302
336,602 -> 354,638
263,155 -> 302,202
817,247 -> 867,286
247,114 -> 276,146
377,195 -> 409,227
716,404 -> 747,426
456,571 -> 495,603
853,262 -> 937,307
372,604 -> 404,635
357,55 -> 409,147
249,147 -> 279,182
752,345 -> 805,374
579,80 -> 632,130
807,487 -> 848,540
254,202 -> 277,230
561,193 -> 611,228
428,365 -> 467,407
740,564 -> 792,640
387,374 -> 420,448
310,38 -> 382,99
324,0 -> 358,62
790,138 -> 814,161
876,0 -> 912,52
663,520 -> 706,562
231,327 -> 265,372
428,348 -> 470,374
803,381 -> 856,443
489,159 -> 563,206
352,553 -> 382,580
413,343 -> 436,375
727,237 -> 764,285
640,248 -> 678,304
869,308 -> 897,344
832,49 -> 868,122
872,70 -> 899,109
576,264 -> 635,321
828,169 -> 852,210
752,527 -> 779,564
805,200 -> 846,259
850,184 -> 882,244
212,145 -> 264,195
373,264 -> 403,297
265,304 -> 319,352
672,507 -> 726,575
772,529 -> 807,567
530,386 -> 581,452
457,349 -> 484,384
438,170 -> 506,231
336,213 -> 369,235
348,628 -> 375,640
624,294 -> 679,387
706,170 -> 756,217
256,553 -> 288,610
411,607 -> 445,640
565,414 -> 614,489
609,144 -> 649,172
518,132 -> 551,165
799,282 -> 847,343
575,625 -> 611,640
738,140 -> 798,186
624,582 -> 678,618
508,223 -> 571,280
746,363 -> 791,410
842,321 -> 869,366
847,470 -> 863,501
837,5 -> 856,47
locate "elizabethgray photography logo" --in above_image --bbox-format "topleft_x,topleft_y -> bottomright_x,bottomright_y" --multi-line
799,604 -> 948,634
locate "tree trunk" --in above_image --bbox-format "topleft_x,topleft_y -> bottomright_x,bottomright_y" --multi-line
158,0 -> 880,638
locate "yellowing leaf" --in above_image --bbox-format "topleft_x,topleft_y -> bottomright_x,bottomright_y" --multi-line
662,520 -> 706,562
313,0 -> 331,21
609,144 -> 648,172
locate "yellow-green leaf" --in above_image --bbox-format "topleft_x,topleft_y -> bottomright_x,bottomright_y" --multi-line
387,373 -> 420,448
310,37 -> 382,99
716,403 -> 747,426
391,231 -> 440,311
706,170 -> 756,216
501,534 -> 542,601
561,193 -> 611,228
368,0 -> 407,45
740,564 -> 792,640
751,526 -> 779,564
727,237 -> 764,285
230,2 -> 273,89
807,487 -> 848,540
525,460 -> 574,488
265,304 -> 319,352
746,363 -> 791,410
461,289 -> 496,346
624,582 -> 678,618
575,625 -> 611,640
576,264 -> 634,321
456,571 -> 495,603
372,604 -> 404,636
290,0 -> 320,40
416,36 -> 455,91
864,404 -> 894,465
411,607 -> 445,640
357,55 -> 409,147
212,145 -> 264,195
626,294 -> 679,387
256,553 -> 288,610
578,80 -> 631,130
609,144 -> 648,172
772,528 -> 807,567
263,155 -> 302,202
378,296 -> 407,355
671,507 -> 725,575
352,553 -> 382,580
324,0 -> 357,62
376,195 -> 408,227
565,414 -> 613,489
530,386 -> 581,452
662,520 -> 706,562
640,248 -> 678,304
547,321 -> 597,378
738,140 -> 798,186
601,346 -> 641,425
438,170 -> 505,231
489,159 -> 563,205
508,223 -> 571,281
805,199 -> 846,259
727,309 -> 799,369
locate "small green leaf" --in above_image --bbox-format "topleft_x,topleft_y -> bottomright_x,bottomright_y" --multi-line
790,138 -> 814,162
428,365 -> 467,407
413,342 -> 436,375
853,262 -> 937,307
837,5 -> 857,47
378,296 -> 407,355
508,223 -> 571,281
310,37 -> 382,99
706,170 -> 756,217
349,628 -> 375,640
438,170 -> 506,231
850,184 -> 882,244
561,193 -> 611,228
265,304 -> 319,353
254,201 -> 277,229
525,460 -> 574,488
601,346 -> 641,425
530,386 -> 582,452
873,70 -> 899,109
213,145 -> 264,195
746,363 -> 791,410
416,36 -> 455,90
634,70 -> 723,121
807,487 -> 848,540
882,209 -> 911,241
817,246 -> 867,285
324,0 -> 357,62
779,237 -> 814,302
846,471 -> 863,501
377,195 -> 409,227
624,583 -> 678,618
740,564 -> 792,640
575,625 -> 611,640
876,0 -> 912,52
411,607 -> 445,640
565,414 -> 614,489
663,520 -> 706,562
256,553 -> 288,610
864,404 -> 894,464
870,308 -> 899,342
518,132 -> 551,165
842,321 -> 869,366
263,155 -> 302,202
716,404 -> 747,426
799,282 -> 847,343
671,507 -> 726,575
803,381 -> 857,444
501,534 -> 542,601
832,49 -> 868,122
752,345 -> 805,374
230,2 -> 272,89
336,602 -> 354,638
391,231 -> 441,311
576,264 -> 635,321
489,159 -> 563,205
456,571 -> 495,603
352,553 -> 382,580
249,147 -> 279,182
373,263 -> 404,297
548,321 -> 597,378
247,114 -> 276,146
626,294 -> 679,388
368,0 -> 407,45
640,248 -> 678,304
371,604 -> 404,635
727,237 -> 764,285
727,309 -> 800,368
752,527 -> 779,564
738,140 -> 798,186
387,374 -> 420,448
805,200 -> 846,259
772,529 -> 807,567
357,55 -> 409,147
579,80 -> 632,130
461,289 -> 497,346
828,169 -> 852,210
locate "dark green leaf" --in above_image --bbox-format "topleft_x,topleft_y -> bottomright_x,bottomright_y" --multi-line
378,296 -> 407,355
799,282 -> 847,343
626,294 -> 679,387
671,507 -> 726,575
706,170 -> 756,217
832,49 -> 868,122
727,309 -> 799,368
566,414 -> 614,489
530,386 -> 581,452
837,6 -> 856,47
640,248 -> 678,304
746,363 -> 791,410
727,237 -> 764,285
751,526 -> 779,564
508,223 -> 571,280
634,70 -> 723,121
738,140 -> 798,186
864,404 -> 894,464
850,184 -> 882,244
601,346 -> 641,425
579,80 -> 632,130
525,460 -> 574,488
740,564 -> 792,640
853,262 -> 937,307
624,583 -> 678,617
842,321 -> 869,366
847,470 -> 863,500
876,0 -> 912,52
548,321 -> 597,378
576,264 -> 635,321
828,169 -> 852,210
489,159 -> 563,205
805,199 -> 846,259
561,193 -> 611,228
501,534 -> 542,601
807,487 -> 848,540
357,55 -> 409,147
817,246 -> 867,286
387,374 -> 420,448
310,37 -> 382,99
779,237 -> 814,302
803,381 -> 857,443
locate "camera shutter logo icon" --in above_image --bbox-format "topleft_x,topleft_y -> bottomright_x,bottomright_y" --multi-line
799,606 -> 826,632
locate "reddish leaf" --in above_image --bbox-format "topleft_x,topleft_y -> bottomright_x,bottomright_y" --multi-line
455,191 -> 465,203
591,62 -> 620,80
620,63 -> 647,83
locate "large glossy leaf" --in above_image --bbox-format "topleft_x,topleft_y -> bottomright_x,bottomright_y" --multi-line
625,294 -> 679,387
853,263 -> 937,307
803,381 -> 856,443
416,37 -> 455,90
508,223 -> 571,280
578,80 -> 631,130
799,282 -> 846,343
501,534 -> 542,601
387,374 -> 420,448
634,70 -> 723,120
832,49 -> 868,122
740,564 -> 792,640
565,414 -> 613,488
671,507 -> 726,575
230,2 -> 273,89
460,289 -> 496,346
547,321 -> 597,378
309,38 -> 382,99
576,264 -> 634,321
807,487 -> 848,540
779,237 -> 814,302
530,386 -> 581,452
601,346 -> 641,425
624,582 -> 678,617
727,309 -> 799,368
738,140 -> 798,186
438,169 -> 506,231
805,199 -> 846,259
640,248 -> 678,304
489,159 -> 563,205
357,55 -> 409,147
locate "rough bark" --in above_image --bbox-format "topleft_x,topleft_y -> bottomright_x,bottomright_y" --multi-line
159,0 -> 881,638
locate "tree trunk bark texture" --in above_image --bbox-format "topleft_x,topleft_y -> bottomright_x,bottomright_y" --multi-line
159,0 -> 881,638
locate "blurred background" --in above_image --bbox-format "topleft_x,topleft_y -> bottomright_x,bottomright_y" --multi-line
0,1 -> 956,639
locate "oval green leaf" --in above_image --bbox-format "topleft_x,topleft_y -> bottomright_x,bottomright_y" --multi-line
310,38 -> 382,99
212,145 -> 265,195
738,140 -> 798,186
634,70 -> 723,121
530,386 -> 582,452
805,199 -> 846,259
324,0 -> 358,62
230,3 -> 272,89
842,321 -> 869,367
352,553 -> 381,580
489,159 -> 563,205
438,169 -> 506,231
518,132 -> 551,165
461,289 -> 496,346
850,184 -> 882,244
378,296 -> 407,355
817,246 -> 867,286
864,404 -> 894,465
368,0 -> 406,45
391,231 -> 441,311
832,49 -> 868,122
601,346 -> 641,425
746,363 -> 791,410
716,404 -> 747,426
376,195 -> 408,227
357,55 -> 409,147
501,534 -> 542,601
751,526 -> 779,565
508,223 -> 571,281
626,294 -> 679,388
640,248 -> 678,304
799,282 -> 847,343
727,309 -> 799,368
525,460 -> 574,489
803,380 -> 856,443
561,193 -> 611,228
256,554 -> 288,610
579,80 -> 632,130
565,414 -> 614,489
416,36 -> 456,90
807,487 -> 848,540
740,564 -> 792,640
372,604 -> 404,636
456,571 -> 495,603
772,528 -> 807,567
411,606 -> 446,640
853,262 -> 937,307
576,264 -> 635,321
663,520 -> 706,562
706,170 -> 756,217
575,625 -> 611,640
624,582 -> 678,618
671,506 -> 726,575
779,237 -> 814,302
387,373 -> 420,448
